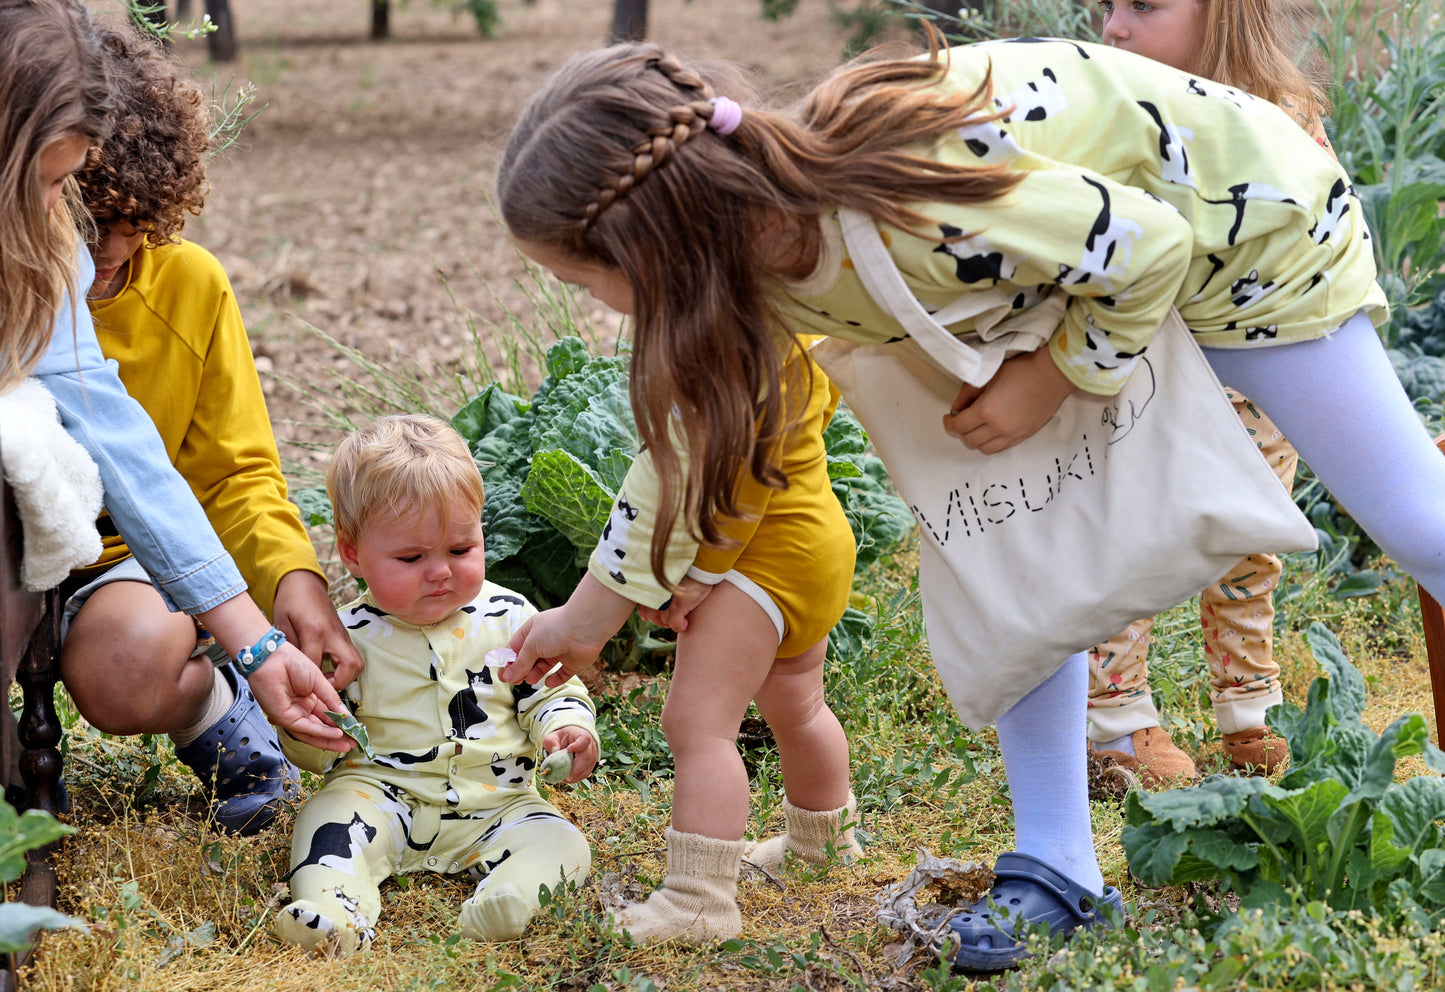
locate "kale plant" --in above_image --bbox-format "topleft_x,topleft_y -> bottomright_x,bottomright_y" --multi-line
1122,622 -> 1445,920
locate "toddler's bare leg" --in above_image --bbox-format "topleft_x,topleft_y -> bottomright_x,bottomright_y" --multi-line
663,583 -> 783,839
613,583 -> 777,944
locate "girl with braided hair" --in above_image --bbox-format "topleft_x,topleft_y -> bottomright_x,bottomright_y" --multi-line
497,54 -> 864,947
496,29 -> 1443,970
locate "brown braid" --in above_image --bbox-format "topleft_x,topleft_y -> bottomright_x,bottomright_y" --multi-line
581,56 -> 728,230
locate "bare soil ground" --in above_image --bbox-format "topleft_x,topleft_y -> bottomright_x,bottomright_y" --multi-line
166,0 -> 860,475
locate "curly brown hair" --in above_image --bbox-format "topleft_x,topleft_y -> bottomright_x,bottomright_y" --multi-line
76,26 -> 209,244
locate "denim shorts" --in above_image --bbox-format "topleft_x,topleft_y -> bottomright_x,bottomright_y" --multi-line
62,557 -> 221,662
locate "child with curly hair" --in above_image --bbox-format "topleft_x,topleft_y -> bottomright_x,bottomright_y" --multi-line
56,24 -> 363,835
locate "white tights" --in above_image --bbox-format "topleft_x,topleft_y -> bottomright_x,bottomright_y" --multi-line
1203,311 -> 1445,602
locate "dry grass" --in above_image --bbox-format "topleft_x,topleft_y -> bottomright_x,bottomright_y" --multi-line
17,720 -> 1007,991
16,564 -> 1437,991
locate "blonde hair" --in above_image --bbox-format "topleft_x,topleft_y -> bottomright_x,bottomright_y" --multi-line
498,30 -> 1019,582
0,0 -> 112,393
326,415 -> 485,545
1195,0 -> 1331,133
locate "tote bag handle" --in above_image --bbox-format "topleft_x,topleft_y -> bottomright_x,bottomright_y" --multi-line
836,207 -> 1059,387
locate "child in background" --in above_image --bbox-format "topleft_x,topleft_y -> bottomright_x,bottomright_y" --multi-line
1,0 -> 349,799
499,275 -> 861,940
1087,0 -> 1333,786
54,24 -> 365,835
275,415 -> 598,955
495,33 -> 1445,970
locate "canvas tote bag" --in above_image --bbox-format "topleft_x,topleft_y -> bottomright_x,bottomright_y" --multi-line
812,208 -> 1318,729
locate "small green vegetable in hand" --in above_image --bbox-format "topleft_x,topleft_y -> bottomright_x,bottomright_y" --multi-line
540,750 -> 572,785
326,709 -> 376,760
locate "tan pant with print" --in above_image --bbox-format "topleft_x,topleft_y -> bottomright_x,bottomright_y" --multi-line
1087,389 -> 1299,741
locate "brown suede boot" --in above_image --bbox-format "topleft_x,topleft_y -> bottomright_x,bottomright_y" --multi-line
1092,727 -> 1197,790
1222,727 -> 1290,774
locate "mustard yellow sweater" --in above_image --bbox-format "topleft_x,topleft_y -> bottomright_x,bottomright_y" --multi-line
83,239 -> 322,615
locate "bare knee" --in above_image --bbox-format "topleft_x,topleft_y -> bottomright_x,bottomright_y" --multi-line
659,696 -> 740,760
61,587 -> 205,734
753,639 -> 830,734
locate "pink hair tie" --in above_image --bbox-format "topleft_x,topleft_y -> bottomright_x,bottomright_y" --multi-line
708,96 -> 743,136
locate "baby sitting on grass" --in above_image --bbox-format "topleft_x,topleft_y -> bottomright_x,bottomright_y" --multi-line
275,415 -> 599,955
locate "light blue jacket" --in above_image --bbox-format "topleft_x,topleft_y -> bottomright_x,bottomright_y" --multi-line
32,244 -> 246,614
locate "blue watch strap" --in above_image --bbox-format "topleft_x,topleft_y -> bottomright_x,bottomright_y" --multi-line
234,625 -> 286,677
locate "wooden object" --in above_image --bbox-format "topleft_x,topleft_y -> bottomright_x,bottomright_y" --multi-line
1420,434 -> 1445,746
0,442 -> 67,990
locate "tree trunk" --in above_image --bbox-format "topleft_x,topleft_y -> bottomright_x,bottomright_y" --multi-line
372,0 -> 391,40
205,0 -> 237,62
609,0 -> 648,42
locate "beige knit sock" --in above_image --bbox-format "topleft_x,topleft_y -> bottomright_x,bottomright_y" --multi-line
169,665 -> 235,747
744,793 -> 862,875
612,828 -> 745,945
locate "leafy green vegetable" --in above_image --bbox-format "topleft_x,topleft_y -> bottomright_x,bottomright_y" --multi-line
293,486 -> 333,528
1122,622 -> 1445,919
326,709 -> 376,760
824,406 -> 917,571
520,450 -> 617,550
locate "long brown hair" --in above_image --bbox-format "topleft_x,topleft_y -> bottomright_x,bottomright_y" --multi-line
498,30 -> 1019,583
0,0 -> 111,393
1195,0 -> 1331,135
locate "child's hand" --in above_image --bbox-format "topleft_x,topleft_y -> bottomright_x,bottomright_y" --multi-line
637,578 -> 714,632
540,726 -> 600,784
502,608 -> 609,687
248,643 -> 352,751
501,574 -> 636,688
273,569 -> 365,691
943,347 -> 1075,453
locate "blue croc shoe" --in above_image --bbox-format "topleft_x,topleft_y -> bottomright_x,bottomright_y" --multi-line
174,663 -> 301,837
943,852 -> 1124,972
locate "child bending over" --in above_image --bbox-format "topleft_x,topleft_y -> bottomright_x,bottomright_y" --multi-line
275,415 -> 598,955
493,30 -> 1445,971
499,262 -> 862,944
